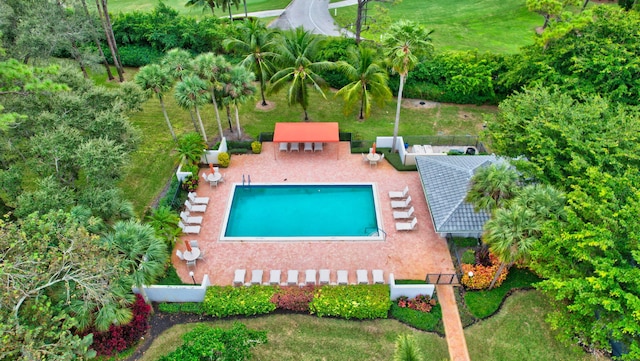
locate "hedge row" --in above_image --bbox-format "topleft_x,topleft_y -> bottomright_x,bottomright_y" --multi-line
309,284 -> 391,320
203,285 -> 277,317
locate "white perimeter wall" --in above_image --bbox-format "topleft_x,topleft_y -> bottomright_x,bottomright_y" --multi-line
388,273 -> 435,300
133,275 -> 210,302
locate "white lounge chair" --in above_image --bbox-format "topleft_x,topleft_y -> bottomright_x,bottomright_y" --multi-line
395,217 -> 418,231
184,199 -> 206,213
357,269 -> 369,284
269,270 -> 281,285
251,270 -> 263,285
178,221 -> 200,234
314,142 -> 323,151
287,270 -> 299,285
176,249 -> 185,261
319,269 -> 330,284
188,192 -> 209,205
389,186 -> 409,199
304,142 -> 313,152
391,196 -> 412,209
180,211 -> 203,225
233,269 -> 246,286
289,142 -> 300,152
279,142 -> 288,152
393,206 -> 415,220
305,270 -> 317,285
372,269 -> 384,284
337,270 -> 349,285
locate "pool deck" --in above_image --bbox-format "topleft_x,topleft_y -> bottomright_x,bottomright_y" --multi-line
175,141 -> 456,285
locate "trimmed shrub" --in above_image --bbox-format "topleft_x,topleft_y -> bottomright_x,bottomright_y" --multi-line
251,141 -> 262,154
88,294 -> 151,356
218,152 -> 230,168
461,249 -> 476,264
158,302 -> 204,315
309,284 -> 391,320
203,285 -> 277,317
270,285 -> 316,312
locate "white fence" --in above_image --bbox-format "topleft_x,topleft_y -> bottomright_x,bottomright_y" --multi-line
133,275 -> 211,302
176,137 -> 228,181
388,273 -> 435,300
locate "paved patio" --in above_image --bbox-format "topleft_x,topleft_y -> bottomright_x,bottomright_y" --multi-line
175,141 -> 456,285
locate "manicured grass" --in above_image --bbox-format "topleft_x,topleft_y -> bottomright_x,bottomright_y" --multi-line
138,314 -> 450,361
390,303 -> 443,333
464,267 -> 542,319
465,290 -> 599,361
107,0 -> 291,18
156,264 -> 187,285
333,0 -> 541,53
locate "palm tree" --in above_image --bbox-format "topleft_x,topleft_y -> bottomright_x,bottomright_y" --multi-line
175,75 -> 210,143
465,163 -> 519,214
222,66 -> 256,139
483,204 -> 540,289
161,48 -> 193,82
185,0 -> 216,15
103,220 -> 168,302
192,53 -> 232,139
382,20 -> 434,151
393,334 -> 424,361
336,44 -> 392,120
269,27 -> 335,121
135,64 -> 177,142
223,19 -> 277,106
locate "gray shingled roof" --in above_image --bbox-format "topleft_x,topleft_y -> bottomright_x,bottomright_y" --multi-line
415,155 -> 506,234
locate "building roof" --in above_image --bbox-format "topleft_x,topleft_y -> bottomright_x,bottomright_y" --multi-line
415,155 -> 506,234
273,122 -> 339,143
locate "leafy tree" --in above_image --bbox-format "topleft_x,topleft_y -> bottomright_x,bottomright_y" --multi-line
223,18 -> 277,107
135,64 -> 177,141
393,334 -> 423,361
382,20 -> 433,151
269,27 -> 334,121
526,0 -> 580,30
465,163 -> 519,214
175,75 -> 210,143
221,66 -> 256,139
336,44 -> 391,120
192,52 -> 232,138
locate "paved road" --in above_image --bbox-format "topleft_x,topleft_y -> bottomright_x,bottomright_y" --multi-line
248,0 -> 358,37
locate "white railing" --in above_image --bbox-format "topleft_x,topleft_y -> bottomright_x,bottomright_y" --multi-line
133,275 -> 211,302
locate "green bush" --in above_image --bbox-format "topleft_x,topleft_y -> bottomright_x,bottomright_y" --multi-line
218,152 -> 230,168
229,148 -> 248,155
203,285 -> 277,317
158,302 -> 204,314
390,302 -> 442,332
251,141 -> 262,154
461,249 -> 476,264
309,285 -> 391,320
227,140 -> 253,150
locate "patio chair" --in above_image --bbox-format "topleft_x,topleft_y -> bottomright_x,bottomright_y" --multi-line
180,211 -> 203,225
395,217 -> 418,231
356,269 -> 369,285
233,269 -> 246,286
337,270 -> 349,285
178,221 -> 200,234
289,142 -> 300,152
201,172 -> 213,187
304,142 -> 313,152
188,192 -> 209,205
393,206 -> 415,220
287,270 -> 299,285
314,142 -> 323,151
184,199 -> 206,213
391,196 -> 412,209
251,270 -> 264,285
189,240 -> 199,248
319,269 -> 331,285
389,185 -> 409,199
372,269 -> 384,284
279,142 -> 289,152
305,270 -> 317,285
186,259 -> 196,270
176,249 -> 185,261
269,270 -> 281,285
361,153 -> 368,163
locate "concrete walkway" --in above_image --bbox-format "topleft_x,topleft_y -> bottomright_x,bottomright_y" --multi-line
437,285 -> 472,361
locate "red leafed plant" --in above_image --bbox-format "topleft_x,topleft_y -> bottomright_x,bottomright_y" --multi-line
270,285 -> 316,312
396,294 -> 436,313
461,253 -> 509,290
87,294 -> 151,356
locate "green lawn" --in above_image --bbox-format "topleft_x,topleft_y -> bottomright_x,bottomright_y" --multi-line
107,0 -> 291,18
333,0 -> 541,53
139,291 -> 598,361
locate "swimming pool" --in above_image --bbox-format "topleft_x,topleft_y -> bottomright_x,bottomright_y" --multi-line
220,183 -> 384,241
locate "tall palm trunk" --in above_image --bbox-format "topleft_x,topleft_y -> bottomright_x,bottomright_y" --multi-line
97,0 -> 124,82
359,85 -> 366,120
243,0 -> 248,17
70,41 -> 89,78
80,0 -> 113,80
211,90 -> 224,138
193,106 -> 208,143
488,262 -> 507,290
158,94 -> 177,142
391,74 -> 405,151
226,105 -> 233,132
234,104 -> 242,139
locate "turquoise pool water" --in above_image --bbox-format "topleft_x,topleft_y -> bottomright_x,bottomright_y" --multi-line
221,183 -> 382,240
